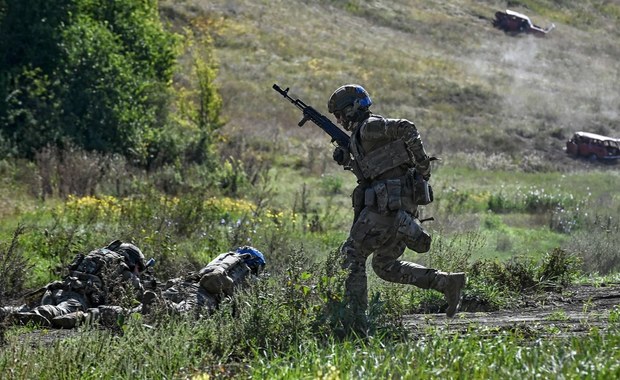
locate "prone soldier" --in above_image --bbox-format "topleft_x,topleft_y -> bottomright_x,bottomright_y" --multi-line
149,246 -> 266,317
1,240 -> 152,328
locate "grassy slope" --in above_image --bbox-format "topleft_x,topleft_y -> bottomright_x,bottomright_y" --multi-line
157,0 -> 620,264
162,0 -> 620,166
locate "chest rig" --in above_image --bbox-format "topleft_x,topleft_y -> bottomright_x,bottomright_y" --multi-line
349,116 -> 411,181
349,116 -> 432,214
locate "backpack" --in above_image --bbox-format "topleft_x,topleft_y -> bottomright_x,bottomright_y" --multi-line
67,248 -> 125,276
198,252 -> 252,296
65,248 -> 127,306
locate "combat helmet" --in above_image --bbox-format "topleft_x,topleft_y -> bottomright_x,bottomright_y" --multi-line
106,240 -> 146,272
235,246 -> 266,275
327,84 -> 372,130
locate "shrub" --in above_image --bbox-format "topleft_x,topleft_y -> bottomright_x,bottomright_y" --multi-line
1,0 -> 178,161
0,225 -> 31,300
537,248 -> 582,290
466,248 -> 581,310
567,215 -> 620,274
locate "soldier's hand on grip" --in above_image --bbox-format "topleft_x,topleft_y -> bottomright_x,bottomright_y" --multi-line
333,146 -> 350,166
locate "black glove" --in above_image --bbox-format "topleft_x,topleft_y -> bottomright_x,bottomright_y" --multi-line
333,146 -> 350,166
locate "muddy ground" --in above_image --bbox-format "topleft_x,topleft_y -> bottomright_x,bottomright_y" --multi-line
404,283 -> 620,338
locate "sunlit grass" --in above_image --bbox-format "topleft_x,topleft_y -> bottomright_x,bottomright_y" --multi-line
4,318 -> 618,379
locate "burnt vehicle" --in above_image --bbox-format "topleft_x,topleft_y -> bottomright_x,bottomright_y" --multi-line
566,131 -> 620,161
493,9 -> 555,36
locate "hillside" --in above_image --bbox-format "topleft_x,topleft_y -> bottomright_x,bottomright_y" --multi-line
160,0 -> 620,170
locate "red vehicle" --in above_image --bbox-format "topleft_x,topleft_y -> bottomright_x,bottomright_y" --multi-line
493,10 -> 555,36
566,131 -> 620,161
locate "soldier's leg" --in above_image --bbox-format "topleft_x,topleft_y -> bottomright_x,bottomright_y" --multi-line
341,238 -> 370,319
371,240 -> 438,288
372,218 -> 466,317
10,310 -> 52,326
9,300 -> 79,327
341,208 -> 395,332
36,299 -> 86,328
1,305 -> 30,324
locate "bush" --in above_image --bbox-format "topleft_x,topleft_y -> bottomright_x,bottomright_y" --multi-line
0,225 -> 31,300
0,0 -> 183,166
537,248 -> 582,290
466,248 -> 582,310
567,215 -> 620,274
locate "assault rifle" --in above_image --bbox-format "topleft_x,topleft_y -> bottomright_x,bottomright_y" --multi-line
272,84 -> 350,148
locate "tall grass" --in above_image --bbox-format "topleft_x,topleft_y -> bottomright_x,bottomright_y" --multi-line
2,310 -> 618,379
0,147 -> 614,379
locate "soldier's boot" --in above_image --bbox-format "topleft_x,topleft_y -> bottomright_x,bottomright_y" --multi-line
13,311 -> 52,327
431,272 -> 466,318
51,311 -> 87,329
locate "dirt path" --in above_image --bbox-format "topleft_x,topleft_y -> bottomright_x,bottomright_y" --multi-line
404,283 -> 620,337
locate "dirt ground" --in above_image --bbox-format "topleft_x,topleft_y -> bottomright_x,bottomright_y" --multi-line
404,283 -> 620,338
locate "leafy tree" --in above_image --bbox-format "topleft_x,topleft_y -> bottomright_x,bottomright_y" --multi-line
0,0 -> 73,152
171,30 -> 224,168
0,0 -> 182,166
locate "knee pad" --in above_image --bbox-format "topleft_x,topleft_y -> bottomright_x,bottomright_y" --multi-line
395,210 -> 431,253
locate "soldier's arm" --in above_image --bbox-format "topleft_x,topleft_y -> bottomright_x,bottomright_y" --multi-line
119,265 -> 145,298
362,118 -> 431,175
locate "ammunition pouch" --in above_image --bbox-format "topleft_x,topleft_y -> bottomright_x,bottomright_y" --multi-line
364,179 -> 402,214
404,168 -> 433,206
66,271 -> 106,306
67,271 -> 104,291
363,169 -> 433,214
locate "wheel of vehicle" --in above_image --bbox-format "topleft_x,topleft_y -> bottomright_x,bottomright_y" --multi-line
588,154 -> 598,161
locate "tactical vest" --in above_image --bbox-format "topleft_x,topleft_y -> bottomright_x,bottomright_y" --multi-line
64,248 -> 127,306
350,116 -> 433,214
349,115 -> 411,182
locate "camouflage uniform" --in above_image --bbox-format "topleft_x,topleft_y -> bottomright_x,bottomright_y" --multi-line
6,240 -> 147,328
328,85 -> 465,330
157,247 -> 266,317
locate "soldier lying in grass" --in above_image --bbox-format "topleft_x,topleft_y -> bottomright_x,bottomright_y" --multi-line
1,240 -> 152,328
153,246 -> 266,317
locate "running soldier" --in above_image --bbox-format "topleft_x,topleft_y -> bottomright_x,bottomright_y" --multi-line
327,84 -> 466,332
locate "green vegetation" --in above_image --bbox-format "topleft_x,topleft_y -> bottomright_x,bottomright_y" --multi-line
0,0 -> 224,168
1,0 -> 619,378
2,317 -> 619,378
